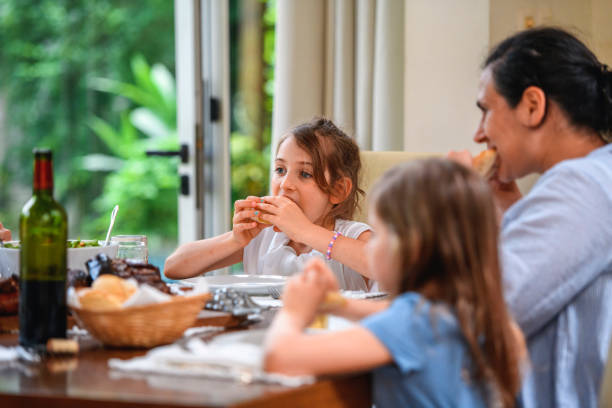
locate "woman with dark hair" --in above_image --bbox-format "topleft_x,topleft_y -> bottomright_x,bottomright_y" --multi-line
450,27 -> 612,407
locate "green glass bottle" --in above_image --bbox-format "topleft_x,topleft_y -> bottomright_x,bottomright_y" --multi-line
19,148 -> 68,350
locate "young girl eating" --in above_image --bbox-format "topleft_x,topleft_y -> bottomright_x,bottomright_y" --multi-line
264,158 -> 526,407
164,118 -> 372,290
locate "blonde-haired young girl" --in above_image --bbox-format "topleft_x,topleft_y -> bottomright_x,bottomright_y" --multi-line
165,118 -> 372,290
264,158 -> 526,407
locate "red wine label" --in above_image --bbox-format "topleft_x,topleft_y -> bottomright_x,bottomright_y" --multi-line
34,158 -> 53,191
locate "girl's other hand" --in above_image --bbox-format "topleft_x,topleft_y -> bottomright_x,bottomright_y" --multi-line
255,196 -> 313,242
231,196 -> 268,247
282,269 -> 327,328
302,258 -> 340,293
0,223 -> 11,242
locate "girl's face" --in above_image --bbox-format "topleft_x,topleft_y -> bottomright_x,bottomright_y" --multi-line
272,135 -> 335,226
366,210 -> 401,292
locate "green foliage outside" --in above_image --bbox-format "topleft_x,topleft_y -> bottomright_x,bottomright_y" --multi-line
83,55 -> 179,251
0,0 -> 176,253
0,1 -> 276,267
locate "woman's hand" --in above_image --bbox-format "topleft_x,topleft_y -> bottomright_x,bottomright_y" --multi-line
447,149 -> 473,168
447,150 -> 522,215
230,196 -> 269,247
488,176 -> 522,213
282,267 -> 328,328
0,223 -> 11,242
255,196 -> 314,243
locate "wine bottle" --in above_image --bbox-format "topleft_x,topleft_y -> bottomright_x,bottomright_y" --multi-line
19,148 -> 68,350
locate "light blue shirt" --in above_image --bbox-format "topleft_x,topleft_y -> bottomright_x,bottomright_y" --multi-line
501,144 -> 612,408
361,292 -> 489,408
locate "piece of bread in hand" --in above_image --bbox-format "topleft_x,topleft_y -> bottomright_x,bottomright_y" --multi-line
251,211 -> 272,225
472,149 -> 499,179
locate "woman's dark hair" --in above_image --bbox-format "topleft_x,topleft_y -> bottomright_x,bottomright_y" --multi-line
276,118 -> 364,224
485,27 -> 612,141
370,158 -> 522,407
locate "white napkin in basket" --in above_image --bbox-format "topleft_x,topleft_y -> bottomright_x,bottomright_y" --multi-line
108,329 -> 313,387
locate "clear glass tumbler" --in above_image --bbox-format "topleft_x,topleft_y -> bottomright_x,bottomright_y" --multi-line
111,235 -> 148,263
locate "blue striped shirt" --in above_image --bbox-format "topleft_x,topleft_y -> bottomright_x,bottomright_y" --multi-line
501,143 -> 612,408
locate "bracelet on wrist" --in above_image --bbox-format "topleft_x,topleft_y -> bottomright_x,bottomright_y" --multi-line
325,231 -> 342,260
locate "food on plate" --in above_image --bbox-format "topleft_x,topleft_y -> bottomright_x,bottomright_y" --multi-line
86,253 -> 171,294
77,288 -> 123,311
0,275 -> 18,316
67,269 -> 92,288
91,274 -> 136,302
472,149 -> 499,179
3,240 -> 101,249
67,239 -> 100,248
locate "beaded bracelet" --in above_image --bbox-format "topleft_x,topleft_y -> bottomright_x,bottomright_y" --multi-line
325,231 -> 342,260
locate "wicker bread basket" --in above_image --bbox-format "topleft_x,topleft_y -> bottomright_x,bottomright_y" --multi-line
71,293 -> 211,348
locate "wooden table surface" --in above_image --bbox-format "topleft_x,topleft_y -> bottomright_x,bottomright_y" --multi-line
0,310 -> 371,408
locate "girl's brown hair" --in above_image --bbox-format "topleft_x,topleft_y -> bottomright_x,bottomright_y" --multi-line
277,118 -> 363,225
370,158 -> 521,407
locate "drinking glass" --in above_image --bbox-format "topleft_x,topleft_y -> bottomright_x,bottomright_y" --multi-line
111,235 -> 148,263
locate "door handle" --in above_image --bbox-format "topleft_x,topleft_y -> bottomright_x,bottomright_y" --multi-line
146,144 -> 189,164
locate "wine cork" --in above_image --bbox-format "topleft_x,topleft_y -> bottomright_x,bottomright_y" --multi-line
46,338 -> 79,355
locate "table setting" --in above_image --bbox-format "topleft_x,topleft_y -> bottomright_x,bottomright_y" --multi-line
0,200 -> 380,407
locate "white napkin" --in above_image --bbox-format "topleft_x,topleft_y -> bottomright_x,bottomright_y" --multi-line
108,329 -> 313,387
0,345 -> 19,362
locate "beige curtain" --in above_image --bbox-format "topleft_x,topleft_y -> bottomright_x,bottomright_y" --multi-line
271,0 -> 405,153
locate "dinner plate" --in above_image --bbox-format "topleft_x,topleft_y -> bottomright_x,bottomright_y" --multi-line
202,274 -> 287,296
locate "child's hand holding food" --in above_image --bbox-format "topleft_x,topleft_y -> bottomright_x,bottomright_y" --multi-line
230,196 -> 269,247
254,196 -> 313,242
281,269 -> 328,328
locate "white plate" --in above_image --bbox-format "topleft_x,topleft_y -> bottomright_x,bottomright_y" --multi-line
202,274 -> 287,295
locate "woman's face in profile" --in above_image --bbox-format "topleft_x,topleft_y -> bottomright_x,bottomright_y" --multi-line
473,68 -> 534,182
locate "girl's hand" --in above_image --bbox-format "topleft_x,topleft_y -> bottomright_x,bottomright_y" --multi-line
230,196 -> 269,247
282,268 -> 328,328
255,196 -> 313,243
302,258 -> 339,293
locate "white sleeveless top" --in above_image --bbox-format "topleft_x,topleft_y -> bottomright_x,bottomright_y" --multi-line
242,219 -> 371,291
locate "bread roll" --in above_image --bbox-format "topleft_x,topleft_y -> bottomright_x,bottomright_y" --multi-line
473,149 -> 499,179
78,289 -> 123,311
92,274 -> 131,301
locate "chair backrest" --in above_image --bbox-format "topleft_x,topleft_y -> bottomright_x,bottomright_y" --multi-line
354,151 -> 438,223
600,338 -> 612,407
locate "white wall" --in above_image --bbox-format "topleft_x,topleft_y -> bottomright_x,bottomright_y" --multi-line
403,0 -> 490,154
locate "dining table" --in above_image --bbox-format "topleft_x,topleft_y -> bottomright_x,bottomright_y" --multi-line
0,307 -> 372,408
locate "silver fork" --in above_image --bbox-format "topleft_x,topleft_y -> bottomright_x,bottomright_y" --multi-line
267,286 -> 282,299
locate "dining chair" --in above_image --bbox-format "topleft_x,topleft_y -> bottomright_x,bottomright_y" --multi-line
354,151 -> 438,223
